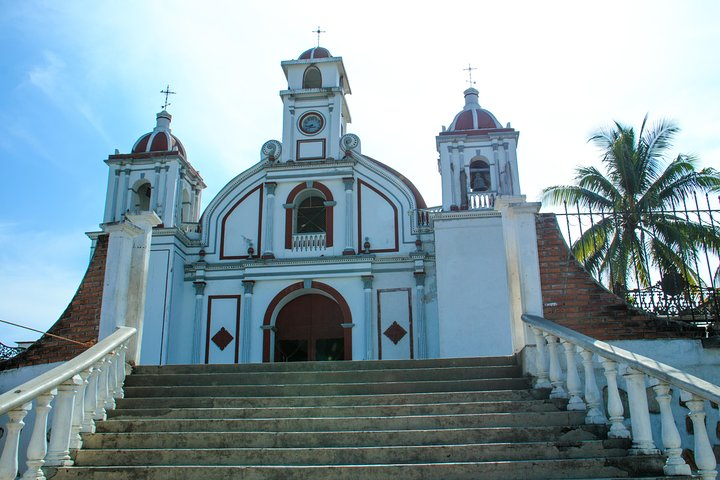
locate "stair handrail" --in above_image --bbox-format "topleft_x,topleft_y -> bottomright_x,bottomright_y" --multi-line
522,313 -> 718,479
0,326 -> 135,480
522,314 -> 720,403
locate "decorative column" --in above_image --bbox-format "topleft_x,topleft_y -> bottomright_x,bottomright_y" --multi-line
530,327 -> 551,389
120,168 -> 131,215
70,369 -> 91,449
0,403 -> 31,480
173,168 -> 185,227
241,280 -> 255,363
561,339 -> 586,411
623,367 -> 658,454
45,375 -> 82,467
192,280 -> 207,364
683,393 -> 718,480
157,163 -> 168,219
652,382 -> 690,475
601,359 -> 631,438
151,163 -> 161,213
82,366 -> 99,433
414,272 -> 427,359
109,169 -> 120,222
578,348 -> 606,424
362,275 -> 374,360
262,182 -> 277,259
342,177 -> 355,255
22,391 -> 55,479
124,212 -> 162,364
543,333 -> 567,399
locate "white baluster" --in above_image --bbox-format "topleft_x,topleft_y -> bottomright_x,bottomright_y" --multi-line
652,382 -> 690,476
561,339 -> 586,411
578,348 -> 606,424
45,375 -> 81,466
22,391 -> 55,479
623,367 -> 658,454
0,403 -> 31,480
94,358 -> 108,420
107,351 -> 120,403
683,392 -> 718,480
83,366 -> 99,432
93,358 -> 108,420
600,358 -> 631,439
530,327 -> 551,389
543,333 -> 567,399
115,344 -> 128,399
70,370 -> 91,449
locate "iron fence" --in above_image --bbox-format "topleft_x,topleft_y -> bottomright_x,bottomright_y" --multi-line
554,193 -> 720,333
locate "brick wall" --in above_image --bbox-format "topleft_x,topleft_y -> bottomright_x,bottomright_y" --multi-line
536,214 -> 703,340
0,235 -> 108,371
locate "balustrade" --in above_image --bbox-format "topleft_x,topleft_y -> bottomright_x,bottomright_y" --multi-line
523,313 -> 719,479
0,327 -> 134,480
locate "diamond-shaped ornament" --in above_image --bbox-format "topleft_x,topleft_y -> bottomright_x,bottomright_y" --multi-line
211,327 -> 234,351
383,321 -> 407,345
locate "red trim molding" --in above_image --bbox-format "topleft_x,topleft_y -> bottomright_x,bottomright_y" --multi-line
205,295 -> 242,364
262,281 -> 352,362
357,179 -> 399,253
220,184 -> 263,259
284,181 -> 334,249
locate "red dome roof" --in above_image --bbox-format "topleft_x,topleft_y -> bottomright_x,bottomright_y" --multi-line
447,88 -> 502,132
131,111 -> 186,156
299,47 -> 331,60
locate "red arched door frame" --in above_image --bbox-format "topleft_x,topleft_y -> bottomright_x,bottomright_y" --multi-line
263,281 -> 352,362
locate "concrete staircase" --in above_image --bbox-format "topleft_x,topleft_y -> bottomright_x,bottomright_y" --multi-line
48,356 -> 681,479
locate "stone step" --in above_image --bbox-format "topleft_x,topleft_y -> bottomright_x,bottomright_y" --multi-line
133,356 -> 517,375
47,456 -> 667,480
73,440 -> 632,466
116,388 -> 544,409
124,364 -> 522,386
95,411 -> 588,433
122,377 -> 530,398
107,399 -> 560,420
82,425 -> 608,449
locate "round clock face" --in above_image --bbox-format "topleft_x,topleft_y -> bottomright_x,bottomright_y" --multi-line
299,112 -> 325,135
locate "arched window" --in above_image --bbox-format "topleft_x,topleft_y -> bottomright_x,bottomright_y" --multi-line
285,182 -> 335,250
134,182 -> 152,211
296,194 -> 326,233
469,159 -> 491,192
303,66 -> 322,88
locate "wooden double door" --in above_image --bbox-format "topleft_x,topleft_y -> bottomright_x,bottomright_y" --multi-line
274,294 -> 347,362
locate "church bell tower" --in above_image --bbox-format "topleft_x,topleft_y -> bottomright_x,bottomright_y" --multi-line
277,46 -> 352,162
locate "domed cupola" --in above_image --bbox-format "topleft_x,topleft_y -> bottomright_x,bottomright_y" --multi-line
447,88 -> 502,132
298,46 -> 332,60
132,110 -> 186,157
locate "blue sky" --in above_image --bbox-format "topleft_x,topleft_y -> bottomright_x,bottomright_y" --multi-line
1,1 -> 719,344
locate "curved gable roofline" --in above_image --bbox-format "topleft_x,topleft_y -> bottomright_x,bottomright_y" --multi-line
350,153 -> 427,209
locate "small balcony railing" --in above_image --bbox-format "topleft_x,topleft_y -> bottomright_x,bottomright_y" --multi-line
292,232 -> 326,252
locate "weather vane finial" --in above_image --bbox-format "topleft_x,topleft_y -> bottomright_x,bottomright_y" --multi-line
160,84 -> 176,111
463,64 -> 477,87
312,26 -> 326,47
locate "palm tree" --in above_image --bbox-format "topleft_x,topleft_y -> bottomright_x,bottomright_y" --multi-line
542,116 -> 720,293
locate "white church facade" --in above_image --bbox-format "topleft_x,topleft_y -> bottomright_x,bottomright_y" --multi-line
94,45 -> 543,366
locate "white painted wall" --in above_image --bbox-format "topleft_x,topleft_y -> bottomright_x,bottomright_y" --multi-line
434,214 -> 514,357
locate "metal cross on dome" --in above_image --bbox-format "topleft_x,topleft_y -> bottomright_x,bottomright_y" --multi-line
312,26 -> 326,47
463,64 -> 477,87
160,85 -> 176,111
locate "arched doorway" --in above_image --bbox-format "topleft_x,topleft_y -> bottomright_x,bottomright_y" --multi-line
263,281 -> 352,362
274,294 -> 345,362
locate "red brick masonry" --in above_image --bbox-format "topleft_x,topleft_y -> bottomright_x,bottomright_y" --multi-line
0,235 -> 108,371
536,214 -> 703,340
